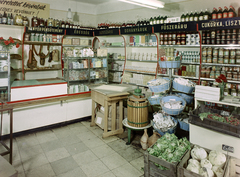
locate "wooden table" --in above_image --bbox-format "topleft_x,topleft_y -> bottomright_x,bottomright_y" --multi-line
90,85 -> 132,138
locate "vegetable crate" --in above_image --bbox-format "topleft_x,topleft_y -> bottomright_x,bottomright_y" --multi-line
144,145 -> 189,177
178,145 -> 229,177
189,105 -> 240,138
224,157 -> 240,177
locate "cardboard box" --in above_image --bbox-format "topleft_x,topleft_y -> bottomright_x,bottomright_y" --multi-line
97,49 -> 108,57
72,38 -> 80,45
95,111 -> 120,130
80,39 -> 89,46
63,38 -> 72,45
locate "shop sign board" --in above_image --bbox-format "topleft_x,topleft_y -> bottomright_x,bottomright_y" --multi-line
154,21 -> 197,32
66,28 -> 93,36
120,25 -> 152,34
26,27 -> 65,35
94,28 -> 120,36
198,17 -> 240,30
0,0 -> 50,19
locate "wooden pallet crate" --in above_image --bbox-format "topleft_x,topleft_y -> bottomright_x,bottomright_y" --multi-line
178,146 -> 229,177
224,157 -> 240,177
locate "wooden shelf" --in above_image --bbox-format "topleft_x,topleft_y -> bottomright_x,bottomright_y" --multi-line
127,59 -> 157,63
23,41 -> 62,46
24,68 -> 62,72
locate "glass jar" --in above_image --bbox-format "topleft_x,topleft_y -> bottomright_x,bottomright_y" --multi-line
47,18 -> 53,27
231,89 -> 237,96
201,68 -> 206,77
15,14 -> 23,26
207,56 -> 212,63
30,33 -> 35,41
221,71 -> 226,77
218,57 -> 223,64
223,57 -> 229,64
207,47 -> 212,56
202,57 -> 207,63
32,16 -> 38,27
61,20 -> 65,28
213,48 -> 218,57
202,47 -> 207,56
223,48 -> 229,57
39,18 -> 45,27
230,49 -> 236,57
210,71 -> 215,78
224,88 -> 229,96
226,72 -> 233,80
22,16 -> 29,27
229,57 -> 236,64
216,71 -> 220,78
206,68 -> 211,78
219,48 -> 224,57
213,57 -> 218,63
65,21 -> 70,28
233,72 -> 238,81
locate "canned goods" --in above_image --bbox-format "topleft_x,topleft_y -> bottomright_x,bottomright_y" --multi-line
229,58 -> 235,64
210,71 -> 215,78
207,56 -> 212,63
30,33 -> 35,41
218,58 -> 223,64
216,39 -> 221,44
213,57 -> 218,63
207,47 -> 212,56
227,72 -> 232,80
223,58 -> 229,64
224,49 -> 229,57
213,48 -> 218,56
202,57 -> 207,63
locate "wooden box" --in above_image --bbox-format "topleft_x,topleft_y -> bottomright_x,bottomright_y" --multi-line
224,157 -> 240,177
195,85 -> 220,101
189,105 -> 240,138
178,145 -> 229,177
144,144 -> 189,177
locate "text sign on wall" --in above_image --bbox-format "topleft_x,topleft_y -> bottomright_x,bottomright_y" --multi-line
121,25 -> 152,34
0,0 -> 50,19
198,17 -> 240,30
94,28 -> 119,36
154,21 -> 197,32
66,29 -> 93,36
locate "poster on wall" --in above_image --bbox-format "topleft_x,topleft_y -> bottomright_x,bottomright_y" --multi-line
0,0 -> 50,19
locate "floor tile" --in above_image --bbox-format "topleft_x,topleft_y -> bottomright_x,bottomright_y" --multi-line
91,144 -> 115,159
57,167 -> 87,177
83,137 -> 105,149
12,159 -> 25,173
69,125 -> 90,135
100,135 -> 120,144
91,127 -> 103,137
45,147 -> 70,163
22,153 -> 49,171
67,122 -> 83,129
65,142 -> 89,156
80,121 -> 91,127
130,156 -> 144,173
50,156 -> 79,175
107,139 -> 129,152
36,130 -> 58,144
100,152 -> 128,170
17,172 -> 26,177
81,159 -> 109,177
112,163 -> 142,177
72,150 -> 98,166
3,138 -> 19,152
96,171 -> 116,177
25,163 -> 55,177
117,146 -> 143,162
59,134 -> 81,147
52,126 -> 72,139
76,131 -> 97,142
40,139 -> 64,153
16,133 -> 40,149
19,144 -> 43,160
3,149 -> 21,162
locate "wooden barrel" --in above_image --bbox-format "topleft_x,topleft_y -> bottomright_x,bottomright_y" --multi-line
127,96 -> 149,127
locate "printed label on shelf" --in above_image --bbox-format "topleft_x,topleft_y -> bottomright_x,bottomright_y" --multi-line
222,144 -> 234,153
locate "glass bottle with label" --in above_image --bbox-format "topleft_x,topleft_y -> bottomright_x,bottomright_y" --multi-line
10,13 -> 14,25
2,11 -> 7,24
32,16 -> 38,27
0,13 -> 2,24
193,10 -> 199,21
7,13 -> 11,25
181,13 -> 185,22
228,5 -> 236,18
223,6 -> 228,18
185,12 -> 189,22
199,9 -> 204,21
160,16 -> 164,24
217,7 -> 223,19
211,7 -> 218,19
189,11 -> 194,21
203,9 -> 210,20
22,16 -> 29,26
149,17 -> 153,25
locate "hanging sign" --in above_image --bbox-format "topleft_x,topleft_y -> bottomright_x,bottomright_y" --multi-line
154,21 -> 197,32
198,17 -> 240,30
26,27 -> 65,35
120,25 -> 152,34
0,0 -> 50,19
66,28 -> 93,36
94,28 -> 120,36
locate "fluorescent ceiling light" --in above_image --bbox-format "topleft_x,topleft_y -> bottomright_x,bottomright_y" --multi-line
119,0 -> 164,9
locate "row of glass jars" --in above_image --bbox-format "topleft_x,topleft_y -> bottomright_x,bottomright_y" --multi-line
202,47 -> 240,57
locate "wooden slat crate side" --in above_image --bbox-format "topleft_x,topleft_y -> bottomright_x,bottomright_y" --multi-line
149,161 -> 177,177
224,158 -> 240,177
148,155 -> 178,170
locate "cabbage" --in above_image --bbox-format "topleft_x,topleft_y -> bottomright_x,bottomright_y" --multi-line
200,159 -> 212,169
186,162 -> 200,174
188,159 -> 200,168
199,167 -> 214,177
191,145 -> 207,161
212,165 -> 224,177
208,151 -> 226,168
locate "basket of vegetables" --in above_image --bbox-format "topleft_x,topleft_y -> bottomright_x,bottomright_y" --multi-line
158,56 -> 181,69
177,93 -> 194,105
152,112 -> 178,136
147,78 -> 170,93
173,77 -> 195,94
160,95 -> 186,115
145,133 -> 191,177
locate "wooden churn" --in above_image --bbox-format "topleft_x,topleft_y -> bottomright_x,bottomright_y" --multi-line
127,95 -> 149,127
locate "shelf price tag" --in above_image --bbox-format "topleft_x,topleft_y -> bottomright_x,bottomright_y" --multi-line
222,144 -> 234,153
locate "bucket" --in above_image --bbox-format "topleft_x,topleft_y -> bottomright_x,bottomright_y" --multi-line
127,96 -> 149,127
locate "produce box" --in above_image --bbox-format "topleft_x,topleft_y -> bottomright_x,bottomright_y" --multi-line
224,157 -> 240,177
189,105 -> 240,138
144,133 -> 191,177
178,145 -> 229,177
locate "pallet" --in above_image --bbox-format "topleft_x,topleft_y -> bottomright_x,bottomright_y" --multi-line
178,145 -> 229,177
224,157 -> 240,177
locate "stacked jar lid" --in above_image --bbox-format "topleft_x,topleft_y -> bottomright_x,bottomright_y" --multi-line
186,33 -> 200,45
159,33 -> 177,45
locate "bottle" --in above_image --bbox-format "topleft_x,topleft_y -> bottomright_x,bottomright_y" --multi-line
149,17 -> 153,25
189,11 -> 194,21
153,16 -> 157,25
185,12 -> 189,21
212,7 -> 218,19
164,15 -> 168,23
217,7 -> 223,19
223,6 -> 228,18
148,131 -> 160,148
157,15 -> 160,24
2,11 -> 7,24
204,9 -> 210,20
10,13 -> 14,25
238,7 -> 240,17
181,13 -> 185,22
160,16 -> 164,24
194,10 -> 199,21
0,13 -> 2,24
199,9 -> 204,21
7,13 -> 11,25
228,5 -> 236,18
140,129 -> 148,150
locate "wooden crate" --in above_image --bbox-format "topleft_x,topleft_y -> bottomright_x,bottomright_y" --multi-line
224,157 -> 240,177
189,105 -> 240,138
178,146 -> 229,177
144,146 -> 189,177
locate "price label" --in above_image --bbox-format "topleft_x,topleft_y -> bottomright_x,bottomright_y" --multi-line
222,144 -> 234,153
96,117 -> 102,125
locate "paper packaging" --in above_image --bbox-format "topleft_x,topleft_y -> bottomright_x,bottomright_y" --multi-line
63,38 -> 72,45
95,111 -> 120,130
72,38 -> 80,45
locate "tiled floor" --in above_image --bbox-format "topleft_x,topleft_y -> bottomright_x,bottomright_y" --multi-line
2,120 -> 145,177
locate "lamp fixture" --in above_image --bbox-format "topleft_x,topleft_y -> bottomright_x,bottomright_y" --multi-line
118,0 -> 164,9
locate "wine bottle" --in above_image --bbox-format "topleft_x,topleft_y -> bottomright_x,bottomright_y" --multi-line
153,16 -> 157,25
199,9 -> 204,21
181,13 -> 185,22
7,13 -> 11,25
160,16 -> 164,24
203,9 -> 210,20
217,7 -> 223,19
228,5 -> 236,18
149,17 -> 153,25
185,12 -> 189,22
2,11 -> 7,24
189,11 -> 194,21
157,15 -> 160,24
211,8 -> 218,19
0,13 -> 2,24
10,13 -> 14,25
194,10 -> 199,21
164,15 -> 168,23
223,6 -> 228,18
